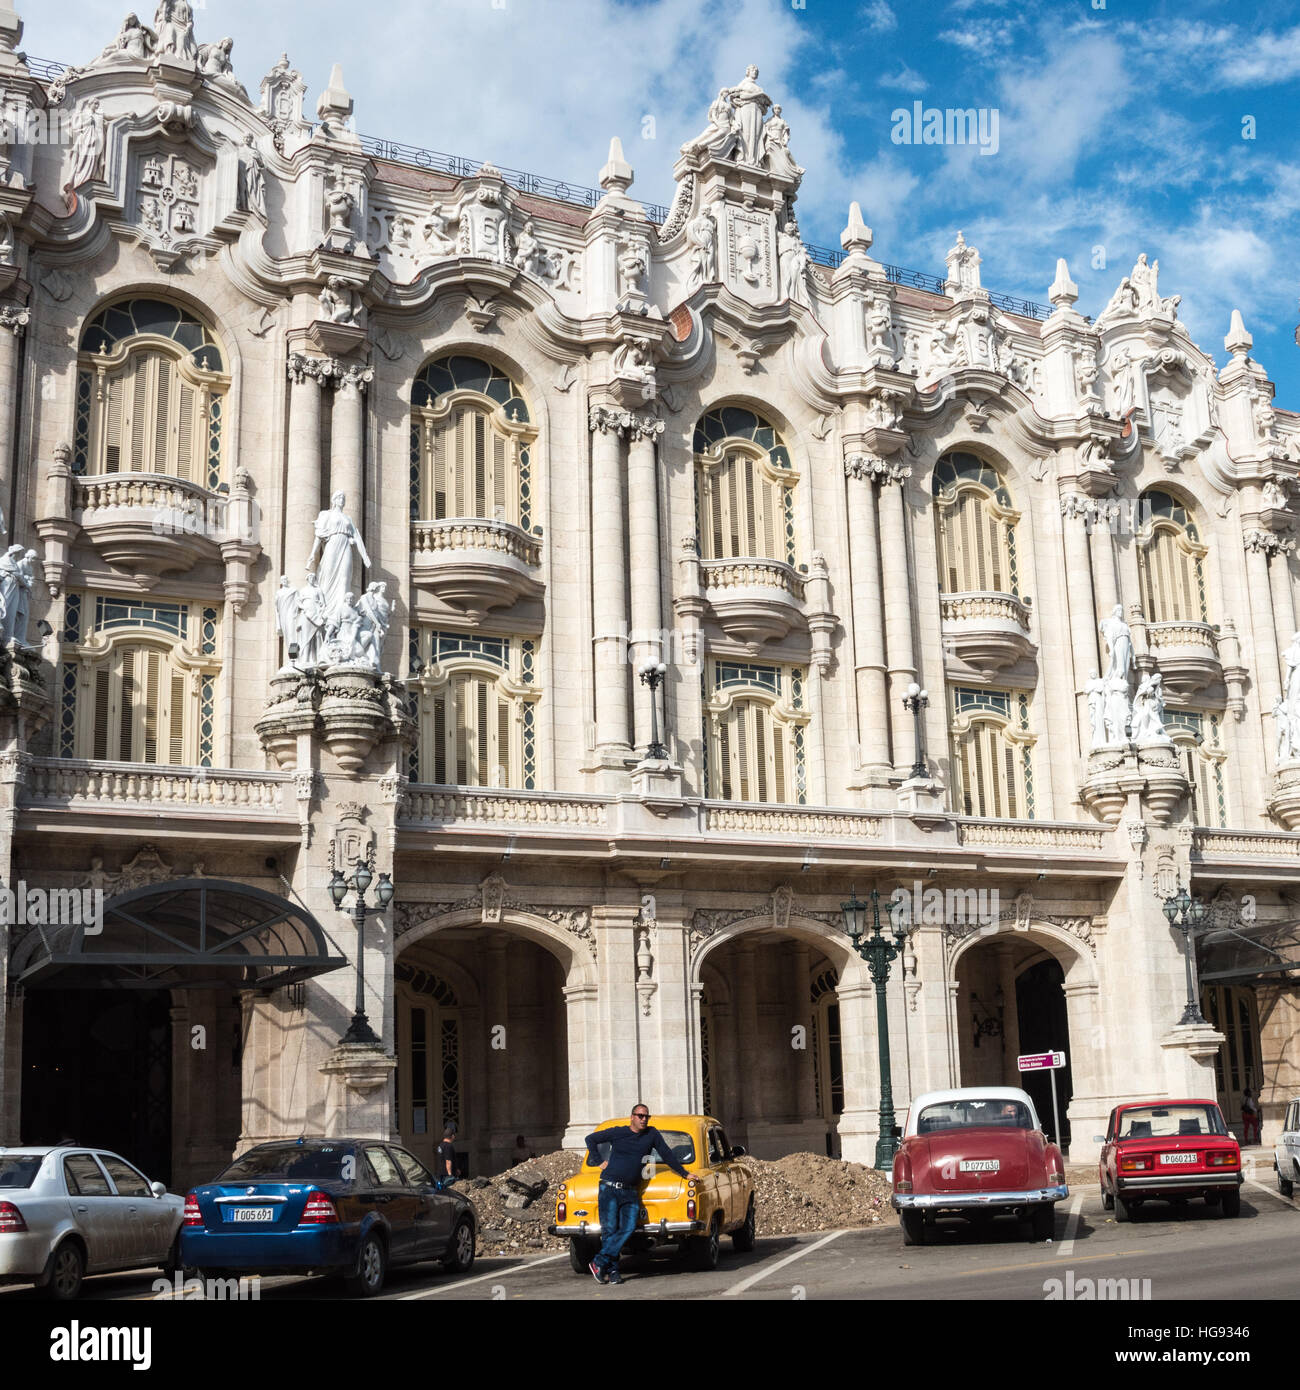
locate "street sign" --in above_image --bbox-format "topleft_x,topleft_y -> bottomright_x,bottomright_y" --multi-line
1018,1050 -> 1066,1071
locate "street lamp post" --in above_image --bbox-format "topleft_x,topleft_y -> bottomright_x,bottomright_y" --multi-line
329,860 -> 395,1046
842,886 -> 911,1169
639,661 -> 668,761
1162,885 -> 1208,1026
902,682 -> 929,780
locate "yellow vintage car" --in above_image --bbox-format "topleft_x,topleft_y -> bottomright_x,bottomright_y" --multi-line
550,1114 -> 756,1274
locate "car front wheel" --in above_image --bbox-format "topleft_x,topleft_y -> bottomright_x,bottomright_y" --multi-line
443,1217 -> 475,1274
40,1242 -> 85,1301
1220,1189 -> 1241,1217
343,1232 -> 387,1297
900,1210 -> 926,1246
731,1198 -> 756,1253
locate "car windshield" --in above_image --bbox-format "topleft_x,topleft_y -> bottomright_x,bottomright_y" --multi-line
0,1155 -> 44,1188
586,1131 -> 695,1168
1117,1105 -> 1227,1140
217,1145 -> 352,1182
917,1099 -> 1033,1134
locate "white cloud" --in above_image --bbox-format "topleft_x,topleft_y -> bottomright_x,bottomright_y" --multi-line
878,64 -> 928,92
860,1 -> 897,33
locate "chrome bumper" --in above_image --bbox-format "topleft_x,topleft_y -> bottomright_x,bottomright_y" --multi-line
1117,1173 -> 1241,1192
893,1183 -> 1068,1211
550,1219 -> 704,1238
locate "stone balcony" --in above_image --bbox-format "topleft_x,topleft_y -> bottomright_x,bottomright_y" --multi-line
76,473 -> 221,583
940,591 -> 1036,673
1145,620 -> 1221,696
699,557 -> 807,652
409,518 -> 544,622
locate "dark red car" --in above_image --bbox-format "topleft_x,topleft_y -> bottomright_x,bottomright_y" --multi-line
1097,1100 -> 1241,1221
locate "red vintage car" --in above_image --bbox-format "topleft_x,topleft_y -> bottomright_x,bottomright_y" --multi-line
1097,1099 -> 1241,1221
891,1087 -> 1068,1245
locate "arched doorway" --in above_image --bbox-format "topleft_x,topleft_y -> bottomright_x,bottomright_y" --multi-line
393,917 -> 574,1177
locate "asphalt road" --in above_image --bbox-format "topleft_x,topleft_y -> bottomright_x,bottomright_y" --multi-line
4,1158 -> 1295,1304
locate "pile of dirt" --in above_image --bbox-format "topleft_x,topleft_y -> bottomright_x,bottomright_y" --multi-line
735,1152 -> 894,1234
465,1150 -> 579,1256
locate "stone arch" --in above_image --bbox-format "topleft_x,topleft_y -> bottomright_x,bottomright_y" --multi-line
397,905 -> 594,989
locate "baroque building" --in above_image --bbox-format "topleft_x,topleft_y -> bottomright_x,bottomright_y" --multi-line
0,8 -> 1297,1188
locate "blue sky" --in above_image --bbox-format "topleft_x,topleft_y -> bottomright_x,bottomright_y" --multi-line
26,0 -> 1300,404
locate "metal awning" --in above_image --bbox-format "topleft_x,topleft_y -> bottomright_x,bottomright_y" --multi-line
1198,914 -> 1300,988
8,879 -> 347,992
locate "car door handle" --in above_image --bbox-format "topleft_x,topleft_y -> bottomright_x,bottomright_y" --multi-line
75,1205 -> 88,1214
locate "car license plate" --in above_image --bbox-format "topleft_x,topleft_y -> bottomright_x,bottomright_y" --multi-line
1160,1152 -> 1197,1165
228,1206 -> 275,1222
960,1159 -> 1000,1172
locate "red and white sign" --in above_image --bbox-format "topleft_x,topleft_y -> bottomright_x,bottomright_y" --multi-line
1017,1050 -> 1066,1071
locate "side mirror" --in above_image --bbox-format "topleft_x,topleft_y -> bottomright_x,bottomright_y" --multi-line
1092,1135 -> 1106,1144
151,1181 -> 166,1199
730,1146 -> 747,1159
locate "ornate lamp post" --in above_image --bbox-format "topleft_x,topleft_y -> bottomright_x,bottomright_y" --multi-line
902,682 -> 930,780
639,660 -> 668,760
1162,885 -> 1208,1026
329,860 -> 395,1046
842,886 -> 911,1169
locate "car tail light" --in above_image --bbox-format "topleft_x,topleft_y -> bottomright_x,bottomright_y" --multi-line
1208,1151 -> 1238,1168
894,1178 -> 913,1193
686,1198 -> 696,1220
557,1201 -> 567,1222
1120,1155 -> 1152,1172
299,1192 -> 338,1225
0,1201 -> 27,1233
182,1193 -> 202,1227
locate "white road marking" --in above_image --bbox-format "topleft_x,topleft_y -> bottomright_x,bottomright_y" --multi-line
722,1229 -> 847,1297
396,1250 -> 569,1299
1058,1193 -> 1085,1256
1243,1175 -> 1298,1209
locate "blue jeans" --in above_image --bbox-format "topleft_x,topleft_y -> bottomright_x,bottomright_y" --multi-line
595,1183 -> 641,1272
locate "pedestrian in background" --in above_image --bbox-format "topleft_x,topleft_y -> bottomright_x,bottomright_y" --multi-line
1241,1090 -> 1261,1145
436,1122 -> 459,1186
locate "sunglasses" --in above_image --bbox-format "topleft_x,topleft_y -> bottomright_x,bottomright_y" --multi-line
632,1112 -> 650,1120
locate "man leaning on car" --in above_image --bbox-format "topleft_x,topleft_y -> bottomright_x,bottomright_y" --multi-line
585,1105 -> 690,1285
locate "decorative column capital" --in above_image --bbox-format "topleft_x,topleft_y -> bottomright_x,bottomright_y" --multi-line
335,362 -> 375,392
628,412 -> 665,444
287,351 -> 335,386
845,451 -> 910,485
0,304 -> 30,335
1245,528 -> 1295,557
589,403 -> 632,437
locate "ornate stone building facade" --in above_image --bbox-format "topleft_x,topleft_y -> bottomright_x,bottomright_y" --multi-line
0,8 -> 1297,1187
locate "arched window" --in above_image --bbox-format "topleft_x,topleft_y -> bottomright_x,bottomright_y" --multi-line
704,661 -> 807,803
949,687 -> 1035,819
933,452 -> 1020,597
57,593 -> 219,766
1137,490 -> 1208,623
1166,709 -> 1228,828
410,356 -> 535,526
409,630 -> 538,788
74,299 -> 227,486
694,407 -> 797,565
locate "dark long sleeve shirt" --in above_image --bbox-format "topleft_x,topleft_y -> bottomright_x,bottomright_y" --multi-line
585,1125 -> 691,1184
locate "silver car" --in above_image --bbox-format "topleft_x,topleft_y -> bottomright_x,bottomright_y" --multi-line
0,1146 -> 184,1299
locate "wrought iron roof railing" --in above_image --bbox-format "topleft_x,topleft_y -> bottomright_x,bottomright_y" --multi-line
24,54 -> 1052,320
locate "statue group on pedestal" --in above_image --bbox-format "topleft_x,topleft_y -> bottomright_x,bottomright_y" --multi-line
1086,605 -> 1170,749
0,542 -> 37,647
682,66 -> 803,182
1275,633 -> 1300,763
274,493 -> 390,674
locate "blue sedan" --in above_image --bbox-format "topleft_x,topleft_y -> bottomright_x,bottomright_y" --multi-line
181,1138 -> 476,1296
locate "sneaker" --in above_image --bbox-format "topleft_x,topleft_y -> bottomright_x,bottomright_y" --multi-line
588,1259 -> 606,1284
607,1270 -> 624,1285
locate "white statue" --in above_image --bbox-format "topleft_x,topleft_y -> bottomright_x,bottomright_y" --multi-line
66,99 -> 106,193
197,37 -> 247,97
685,208 -> 717,289
1274,695 -> 1293,764
1283,631 -> 1300,711
153,0 -> 197,60
777,221 -> 811,309
761,104 -> 802,181
1103,675 -> 1131,745
685,88 -> 739,160
238,135 -> 267,219
728,66 -> 771,166
325,592 -> 367,666
1099,605 -> 1133,683
0,544 -> 34,646
296,573 -> 327,667
1263,478 -> 1289,511
1085,671 -> 1108,749
512,219 -> 546,277
1131,671 -> 1170,743
919,323 -> 962,380
357,581 -> 391,669
421,203 -> 457,256
947,231 -> 981,291
274,575 -> 299,658
319,276 -> 359,325
306,492 -> 371,619
99,12 -> 156,63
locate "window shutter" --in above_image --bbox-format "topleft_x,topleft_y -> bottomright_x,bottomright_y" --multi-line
773,722 -> 786,802
432,693 -> 447,784
169,671 -> 186,764
754,709 -> 768,801
709,476 -> 723,559
492,430 -> 506,522
93,668 -> 110,761
474,413 -> 487,518
119,648 -> 138,761
496,699 -> 511,787
454,677 -> 469,784
743,458 -> 758,554
142,651 -> 160,764
104,375 -> 124,473
129,363 -> 149,471
475,680 -> 489,785
176,381 -> 196,482
718,722 -> 731,800
1004,744 -> 1017,819
736,707 -> 750,801
153,359 -> 172,473
761,479 -> 775,559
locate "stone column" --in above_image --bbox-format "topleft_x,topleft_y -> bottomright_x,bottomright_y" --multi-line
1088,505 -> 1120,621
627,415 -> 665,752
330,362 -> 373,539
1245,540 -> 1282,717
589,406 -> 631,756
1060,497 -> 1099,752
483,938 -> 510,1171
0,306 -> 29,523
285,354 -> 327,582
791,942 -> 817,1129
834,974 -> 878,1166
847,463 -> 890,779
878,469 -> 916,771
562,981 -> 600,1148
995,942 -> 1020,1087
1269,548 -> 1296,652
734,942 -> 761,1130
